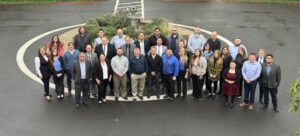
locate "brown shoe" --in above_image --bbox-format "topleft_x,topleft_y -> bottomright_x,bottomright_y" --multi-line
239,102 -> 248,107
248,105 -> 254,110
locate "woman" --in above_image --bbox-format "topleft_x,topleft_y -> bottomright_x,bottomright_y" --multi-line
207,50 -> 223,99
94,53 -> 112,103
189,49 -> 207,101
49,48 -> 65,100
219,47 -> 233,96
222,61 -> 241,108
176,48 -> 189,98
202,43 -> 213,94
34,46 -> 52,101
47,35 -> 64,56
235,47 -> 248,98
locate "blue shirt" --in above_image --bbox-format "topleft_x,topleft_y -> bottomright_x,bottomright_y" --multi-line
129,55 -> 148,75
64,49 -> 80,70
162,54 -> 179,76
202,51 -> 213,60
53,57 -> 62,72
229,44 -> 248,60
179,60 -> 185,71
80,61 -> 86,79
187,33 -> 206,53
110,35 -> 134,49
242,60 -> 262,81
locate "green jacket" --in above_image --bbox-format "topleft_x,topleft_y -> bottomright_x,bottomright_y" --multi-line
208,57 -> 223,81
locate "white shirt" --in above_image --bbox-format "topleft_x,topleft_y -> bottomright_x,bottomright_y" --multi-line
258,57 -> 264,64
94,37 -> 102,45
101,62 -> 108,79
80,61 -> 86,79
157,45 -> 163,56
139,40 -> 145,55
35,55 -> 48,77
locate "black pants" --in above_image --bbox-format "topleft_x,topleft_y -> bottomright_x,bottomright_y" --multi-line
164,74 -> 175,99
97,79 -> 109,101
53,74 -> 64,96
219,70 -> 224,94
224,95 -> 235,103
42,77 -> 50,96
127,72 -> 132,96
263,86 -> 278,108
75,79 -> 89,104
148,73 -> 161,97
66,70 -> 72,93
177,70 -> 187,96
109,76 -> 114,95
191,74 -> 204,99
204,72 -> 210,91
259,82 -> 264,102
238,70 -> 243,96
207,79 -> 218,94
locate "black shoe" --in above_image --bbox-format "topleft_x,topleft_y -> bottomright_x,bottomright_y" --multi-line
224,102 -> 228,108
83,102 -> 89,107
133,98 -> 137,102
175,94 -> 181,98
115,97 -> 119,102
259,99 -> 263,104
147,95 -> 150,99
273,107 -> 279,113
122,97 -> 128,100
156,95 -> 160,99
138,96 -> 143,100
75,104 -> 80,109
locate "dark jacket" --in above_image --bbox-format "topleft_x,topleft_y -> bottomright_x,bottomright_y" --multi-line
74,33 -> 92,52
221,55 -> 233,72
148,35 -> 168,47
222,68 -> 241,83
72,60 -> 92,83
235,54 -> 248,70
94,43 -> 116,62
129,55 -> 148,75
207,38 -> 221,52
134,40 -> 150,55
147,54 -> 162,73
38,55 -> 51,79
94,61 -> 113,81
259,63 -> 281,88
176,55 -> 190,72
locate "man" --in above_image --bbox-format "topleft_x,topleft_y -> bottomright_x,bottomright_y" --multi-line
240,53 -> 262,110
72,52 -> 92,109
111,48 -> 129,101
94,29 -> 105,46
129,48 -> 148,101
257,48 -> 266,104
110,28 -> 133,49
74,26 -> 92,52
166,27 -> 183,53
121,36 -> 136,59
94,36 -> 116,61
147,47 -> 162,99
134,32 -> 150,56
85,44 -> 98,98
162,49 -> 179,101
229,37 -> 248,60
63,42 -> 80,96
260,54 -> 281,112
187,26 -> 206,54
206,31 -> 221,52
148,27 -> 168,47
148,38 -> 167,57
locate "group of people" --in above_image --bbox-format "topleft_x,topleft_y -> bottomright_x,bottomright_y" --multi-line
35,26 -> 281,112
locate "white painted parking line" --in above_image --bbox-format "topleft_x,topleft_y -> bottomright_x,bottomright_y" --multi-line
118,1 -> 141,5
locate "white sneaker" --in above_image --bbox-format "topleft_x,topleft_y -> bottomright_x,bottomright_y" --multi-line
46,96 -> 51,101
103,99 -> 106,103
98,101 -> 102,104
60,95 -> 64,98
57,95 -> 61,99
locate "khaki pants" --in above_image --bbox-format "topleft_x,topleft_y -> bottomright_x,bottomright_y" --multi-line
131,73 -> 146,97
113,74 -> 127,97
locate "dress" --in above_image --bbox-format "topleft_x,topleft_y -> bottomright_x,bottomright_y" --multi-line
222,72 -> 239,96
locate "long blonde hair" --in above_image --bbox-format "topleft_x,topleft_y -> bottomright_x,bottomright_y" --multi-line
179,48 -> 188,65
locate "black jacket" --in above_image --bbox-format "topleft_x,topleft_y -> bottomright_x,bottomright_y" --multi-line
94,61 -> 113,81
38,55 -> 51,79
74,33 -> 92,52
148,35 -> 168,47
134,40 -> 150,55
94,43 -> 116,62
207,38 -> 221,52
147,54 -> 162,73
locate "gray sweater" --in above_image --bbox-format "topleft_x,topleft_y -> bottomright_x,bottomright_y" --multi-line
111,55 -> 129,75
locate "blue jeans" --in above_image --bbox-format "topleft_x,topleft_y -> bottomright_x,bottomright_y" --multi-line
244,80 -> 257,104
